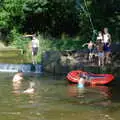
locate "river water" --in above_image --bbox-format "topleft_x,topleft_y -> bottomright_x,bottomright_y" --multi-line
0,71 -> 120,120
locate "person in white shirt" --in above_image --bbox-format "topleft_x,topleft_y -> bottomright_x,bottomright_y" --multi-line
103,28 -> 111,44
96,31 -> 103,43
103,28 -> 112,64
31,35 -> 39,64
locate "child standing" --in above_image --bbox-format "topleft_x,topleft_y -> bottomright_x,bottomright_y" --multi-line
82,41 -> 95,61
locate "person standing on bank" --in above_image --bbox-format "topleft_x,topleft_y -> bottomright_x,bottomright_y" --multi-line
31,34 -> 39,64
82,41 -> 95,61
103,28 -> 112,64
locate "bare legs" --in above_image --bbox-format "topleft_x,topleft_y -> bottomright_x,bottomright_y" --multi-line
32,55 -> 37,64
32,52 -> 37,64
98,56 -> 104,67
105,52 -> 111,64
98,52 -> 104,67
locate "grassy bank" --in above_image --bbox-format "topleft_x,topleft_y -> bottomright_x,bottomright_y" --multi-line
6,29 -> 87,63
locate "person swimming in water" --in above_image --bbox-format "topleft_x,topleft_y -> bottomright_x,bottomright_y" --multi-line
12,70 -> 24,94
12,70 -> 24,83
77,73 -> 89,88
77,73 -> 89,97
23,81 -> 35,94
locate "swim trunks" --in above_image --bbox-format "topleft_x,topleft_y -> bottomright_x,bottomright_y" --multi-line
32,47 -> 38,56
77,84 -> 84,88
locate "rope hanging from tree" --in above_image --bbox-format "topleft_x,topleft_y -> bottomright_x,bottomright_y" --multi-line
76,0 -> 97,41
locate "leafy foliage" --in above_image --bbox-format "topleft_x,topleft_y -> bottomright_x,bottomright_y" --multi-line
0,0 -> 25,30
10,28 -> 30,51
0,0 -> 120,47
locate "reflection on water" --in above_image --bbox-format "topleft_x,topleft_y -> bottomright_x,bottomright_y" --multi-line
67,84 -> 112,106
0,72 -> 120,120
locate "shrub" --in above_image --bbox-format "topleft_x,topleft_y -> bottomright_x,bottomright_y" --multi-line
10,28 -> 30,51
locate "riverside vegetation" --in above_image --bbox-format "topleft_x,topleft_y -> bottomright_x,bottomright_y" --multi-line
0,0 -> 120,63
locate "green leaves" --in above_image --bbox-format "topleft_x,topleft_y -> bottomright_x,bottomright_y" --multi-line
0,9 -> 10,28
0,0 -> 120,46
23,0 -> 48,14
0,0 -> 25,30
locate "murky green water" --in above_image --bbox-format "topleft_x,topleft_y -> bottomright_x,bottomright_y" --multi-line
0,49 -> 30,63
0,72 -> 120,120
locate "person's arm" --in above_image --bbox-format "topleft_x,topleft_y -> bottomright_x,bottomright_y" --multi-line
23,34 -> 34,37
82,43 -> 88,47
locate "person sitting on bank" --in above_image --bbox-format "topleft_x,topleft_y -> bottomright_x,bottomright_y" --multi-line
31,34 -> 39,64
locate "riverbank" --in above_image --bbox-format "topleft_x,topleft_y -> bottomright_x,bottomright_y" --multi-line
0,42 -> 29,64
0,41 -> 120,75
42,43 -> 120,74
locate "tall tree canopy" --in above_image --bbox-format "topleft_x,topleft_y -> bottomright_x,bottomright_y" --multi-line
0,0 -> 120,41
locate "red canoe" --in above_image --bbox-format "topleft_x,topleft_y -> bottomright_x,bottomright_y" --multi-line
66,70 -> 114,85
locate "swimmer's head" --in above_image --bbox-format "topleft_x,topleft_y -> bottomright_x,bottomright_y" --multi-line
16,69 -> 23,77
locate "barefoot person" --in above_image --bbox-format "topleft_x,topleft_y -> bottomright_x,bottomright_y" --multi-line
31,34 -> 39,64
96,31 -> 103,43
97,42 -> 105,67
103,27 -> 112,64
23,34 -> 39,64
82,41 -> 95,61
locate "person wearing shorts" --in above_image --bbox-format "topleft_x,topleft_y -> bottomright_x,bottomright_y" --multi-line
103,28 -> 112,64
31,35 -> 39,64
82,41 -> 95,61
32,47 -> 38,56
97,42 -> 105,66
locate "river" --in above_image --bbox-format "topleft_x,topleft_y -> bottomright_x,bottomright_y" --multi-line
0,71 -> 120,120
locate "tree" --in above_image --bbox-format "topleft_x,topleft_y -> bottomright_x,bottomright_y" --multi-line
0,0 -> 25,30
90,0 -> 120,41
23,0 -> 80,37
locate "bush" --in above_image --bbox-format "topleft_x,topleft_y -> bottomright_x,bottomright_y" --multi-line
10,28 -> 30,51
9,31 -> 87,63
36,34 -> 54,63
